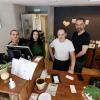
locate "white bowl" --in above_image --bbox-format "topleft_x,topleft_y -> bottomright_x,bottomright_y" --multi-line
38,93 -> 51,100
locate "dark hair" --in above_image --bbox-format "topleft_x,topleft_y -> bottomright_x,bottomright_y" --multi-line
29,30 -> 43,50
30,30 -> 40,41
57,27 -> 66,33
76,18 -> 86,23
10,30 -> 19,35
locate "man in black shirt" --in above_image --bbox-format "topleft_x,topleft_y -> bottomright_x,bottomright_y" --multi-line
8,30 -> 29,61
72,18 -> 90,73
8,30 -> 28,46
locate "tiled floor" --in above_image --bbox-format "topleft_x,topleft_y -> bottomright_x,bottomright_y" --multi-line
45,59 -> 100,75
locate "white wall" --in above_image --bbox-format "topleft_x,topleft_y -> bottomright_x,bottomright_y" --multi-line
0,3 -> 25,53
13,4 -> 25,36
48,6 -> 54,35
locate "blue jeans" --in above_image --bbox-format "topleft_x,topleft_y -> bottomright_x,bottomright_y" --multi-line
74,60 -> 85,73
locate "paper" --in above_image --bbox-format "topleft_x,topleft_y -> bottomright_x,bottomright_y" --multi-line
89,44 -> 95,48
65,75 -> 74,80
11,58 -> 20,75
46,83 -> 58,96
53,76 -> 59,83
11,58 -> 37,80
85,20 -> 89,25
98,44 -> 100,48
70,85 -> 77,93
96,40 -> 100,45
40,69 -> 48,79
72,19 -> 76,23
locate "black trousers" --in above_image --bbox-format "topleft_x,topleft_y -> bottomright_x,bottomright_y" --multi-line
74,60 -> 85,73
53,59 -> 70,71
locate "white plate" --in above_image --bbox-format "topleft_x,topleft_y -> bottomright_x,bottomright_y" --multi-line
38,93 -> 51,100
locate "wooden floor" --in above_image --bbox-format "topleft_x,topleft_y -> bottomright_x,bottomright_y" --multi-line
45,59 -> 100,75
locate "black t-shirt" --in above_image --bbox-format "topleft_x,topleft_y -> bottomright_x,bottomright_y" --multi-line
7,38 -> 29,61
8,38 -> 29,46
72,31 -> 90,61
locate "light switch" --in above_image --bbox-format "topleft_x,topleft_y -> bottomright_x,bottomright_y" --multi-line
0,24 -> 2,29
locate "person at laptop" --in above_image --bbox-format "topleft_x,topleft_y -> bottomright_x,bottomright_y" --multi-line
8,30 -> 28,46
29,30 -> 45,57
7,30 -> 29,61
49,28 -> 75,74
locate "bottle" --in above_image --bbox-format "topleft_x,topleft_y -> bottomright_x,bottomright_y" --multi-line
9,78 -> 16,89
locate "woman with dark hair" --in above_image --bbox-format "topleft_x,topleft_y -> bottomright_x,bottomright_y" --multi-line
29,30 -> 45,57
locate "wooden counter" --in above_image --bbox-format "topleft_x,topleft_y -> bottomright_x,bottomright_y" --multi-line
0,58 -> 45,100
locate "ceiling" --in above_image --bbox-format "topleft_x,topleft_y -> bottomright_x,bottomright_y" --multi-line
0,0 -> 100,6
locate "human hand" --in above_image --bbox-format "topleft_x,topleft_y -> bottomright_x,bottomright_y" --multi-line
68,69 -> 74,74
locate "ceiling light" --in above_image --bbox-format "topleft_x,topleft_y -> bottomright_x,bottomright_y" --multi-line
34,9 -> 40,12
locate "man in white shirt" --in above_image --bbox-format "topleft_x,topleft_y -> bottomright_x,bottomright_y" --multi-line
49,28 -> 75,74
